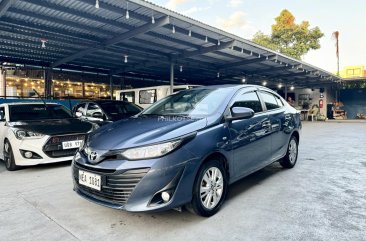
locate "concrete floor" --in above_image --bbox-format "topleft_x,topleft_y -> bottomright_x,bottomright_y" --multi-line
0,122 -> 365,241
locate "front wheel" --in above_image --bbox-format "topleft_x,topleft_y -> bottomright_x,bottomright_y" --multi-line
4,140 -> 19,171
186,159 -> 228,217
280,136 -> 298,169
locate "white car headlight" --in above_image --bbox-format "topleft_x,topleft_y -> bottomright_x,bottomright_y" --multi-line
122,140 -> 182,160
12,128 -> 45,140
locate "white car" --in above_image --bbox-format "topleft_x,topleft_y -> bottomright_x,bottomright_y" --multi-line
0,102 -> 95,171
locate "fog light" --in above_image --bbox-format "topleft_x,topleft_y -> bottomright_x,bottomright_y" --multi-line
161,192 -> 171,202
24,151 -> 33,158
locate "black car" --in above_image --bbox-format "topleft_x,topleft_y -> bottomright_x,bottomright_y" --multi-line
73,100 -> 142,125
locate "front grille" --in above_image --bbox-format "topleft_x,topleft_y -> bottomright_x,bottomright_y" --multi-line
73,165 -> 150,205
43,134 -> 85,158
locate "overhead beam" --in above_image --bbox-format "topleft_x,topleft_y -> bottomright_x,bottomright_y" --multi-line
51,16 -> 170,68
173,40 -> 235,60
219,55 -> 276,69
0,0 -> 16,18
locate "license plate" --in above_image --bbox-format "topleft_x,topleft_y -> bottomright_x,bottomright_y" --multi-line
62,140 -> 83,150
79,170 -> 101,191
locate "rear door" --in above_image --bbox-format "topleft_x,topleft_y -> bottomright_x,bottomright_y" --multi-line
258,91 -> 287,162
227,89 -> 272,179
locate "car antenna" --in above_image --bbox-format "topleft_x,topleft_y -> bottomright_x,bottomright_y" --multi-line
33,89 -> 48,109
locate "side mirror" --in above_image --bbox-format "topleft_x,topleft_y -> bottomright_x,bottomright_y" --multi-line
227,107 -> 254,121
92,112 -> 104,119
75,112 -> 82,118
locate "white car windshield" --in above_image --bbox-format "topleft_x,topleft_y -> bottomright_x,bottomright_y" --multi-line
9,104 -> 72,122
141,88 -> 232,117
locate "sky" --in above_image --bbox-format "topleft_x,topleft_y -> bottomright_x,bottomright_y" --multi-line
150,0 -> 366,73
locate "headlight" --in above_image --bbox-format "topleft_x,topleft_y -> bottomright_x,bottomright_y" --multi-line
122,140 -> 182,160
12,128 -> 44,140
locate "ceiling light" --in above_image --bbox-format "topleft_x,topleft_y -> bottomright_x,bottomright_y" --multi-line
242,78 -> 246,83
250,51 -> 253,56
124,55 -> 128,63
278,83 -> 282,89
217,72 -> 220,78
258,54 -> 261,58
188,29 -> 192,37
151,15 -> 155,24
172,25 -> 175,34
95,0 -> 99,9
262,81 -> 267,86
218,39 -> 220,46
290,86 -> 295,90
205,36 -> 208,43
40,39 -> 47,48
180,65 -> 183,72
241,48 -> 244,53
126,2 -> 130,19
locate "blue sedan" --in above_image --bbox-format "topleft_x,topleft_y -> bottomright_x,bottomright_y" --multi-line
72,85 -> 301,217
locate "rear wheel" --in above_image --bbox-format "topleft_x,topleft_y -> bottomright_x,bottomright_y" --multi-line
4,140 -> 19,171
186,159 -> 228,217
280,136 -> 298,169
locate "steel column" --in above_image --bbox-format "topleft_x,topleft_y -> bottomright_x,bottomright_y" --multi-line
170,63 -> 174,94
109,75 -> 113,100
44,68 -> 53,98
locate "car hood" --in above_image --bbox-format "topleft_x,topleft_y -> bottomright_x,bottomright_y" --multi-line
87,116 -> 207,150
11,118 -> 93,136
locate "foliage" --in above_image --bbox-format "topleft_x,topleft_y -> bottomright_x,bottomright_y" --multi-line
252,9 -> 324,60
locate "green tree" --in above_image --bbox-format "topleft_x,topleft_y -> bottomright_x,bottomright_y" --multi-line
252,9 -> 324,60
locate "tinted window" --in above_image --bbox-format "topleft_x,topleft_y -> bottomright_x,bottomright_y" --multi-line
86,103 -> 102,117
73,103 -> 86,116
139,89 -> 157,104
99,102 -> 142,116
232,91 -> 263,113
142,88 -> 232,117
9,104 -> 72,121
121,91 -> 135,103
260,92 -> 282,110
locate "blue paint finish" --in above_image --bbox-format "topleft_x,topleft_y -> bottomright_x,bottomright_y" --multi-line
0,99 -> 80,110
72,85 -> 301,212
340,89 -> 366,119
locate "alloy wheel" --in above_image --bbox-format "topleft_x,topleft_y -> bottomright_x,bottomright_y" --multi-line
288,139 -> 298,164
200,167 -> 224,210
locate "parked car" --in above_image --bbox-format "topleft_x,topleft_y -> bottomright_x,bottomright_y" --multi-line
72,85 -> 301,217
73,100 -> 142,125
0,102 -> 96,171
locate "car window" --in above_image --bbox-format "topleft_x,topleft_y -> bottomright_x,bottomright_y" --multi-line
0,107 -> 5,120
275,95 -> 284,107
98,102 -> 142,116
74,103 -> 86,116
9,104 -> 72,121
259,91 -> 282,111
86,103 -> 102,117
139,89 -> 157,104
231,91 -> 263,113
121,91 -> 135,103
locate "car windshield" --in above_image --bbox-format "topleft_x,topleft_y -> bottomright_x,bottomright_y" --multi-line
9,104 -> 72,122
141,88 -> 232,117
99,102 -> 142,116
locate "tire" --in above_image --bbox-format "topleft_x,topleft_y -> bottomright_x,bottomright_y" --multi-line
280,136 -> 298,169
4,140 -> 19,171
186,159 -> 228,217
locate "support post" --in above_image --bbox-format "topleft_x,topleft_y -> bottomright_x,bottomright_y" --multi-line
82,79 -> 85,98
0,67 -> 6,98
170,63 -> 174,95
284,83 -> 288,100
44,68 -> 53,99
109,75 -> 113,100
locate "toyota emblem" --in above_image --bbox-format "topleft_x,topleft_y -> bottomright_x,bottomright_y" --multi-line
89,151 -> 98,162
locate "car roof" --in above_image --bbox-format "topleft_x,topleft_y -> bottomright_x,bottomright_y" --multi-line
1,102 -> 60,106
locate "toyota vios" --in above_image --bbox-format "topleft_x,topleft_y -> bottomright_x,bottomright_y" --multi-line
73,85 -> 301,217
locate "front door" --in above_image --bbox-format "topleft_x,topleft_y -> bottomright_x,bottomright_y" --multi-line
227,90 -> 272,179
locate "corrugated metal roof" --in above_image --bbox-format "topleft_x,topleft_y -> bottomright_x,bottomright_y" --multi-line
0,0 -> 340,87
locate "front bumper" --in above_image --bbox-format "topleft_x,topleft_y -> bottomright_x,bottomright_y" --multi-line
72,147 -> 200,212
11,133 -> 85,166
